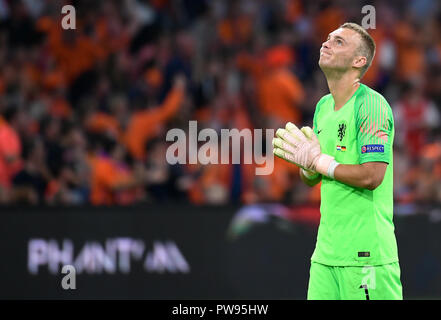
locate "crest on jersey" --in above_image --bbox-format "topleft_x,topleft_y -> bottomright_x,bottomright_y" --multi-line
337,122 -> 347,142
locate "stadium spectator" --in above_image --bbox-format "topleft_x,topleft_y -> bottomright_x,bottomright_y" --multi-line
393,78 -> 440,159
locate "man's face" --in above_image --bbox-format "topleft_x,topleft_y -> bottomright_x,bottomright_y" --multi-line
319,28 -> 361,73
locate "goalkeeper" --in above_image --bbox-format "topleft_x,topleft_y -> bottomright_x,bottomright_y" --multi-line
273,23 -> 402,300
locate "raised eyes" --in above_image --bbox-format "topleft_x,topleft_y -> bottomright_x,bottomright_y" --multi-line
325,36 -> 344,46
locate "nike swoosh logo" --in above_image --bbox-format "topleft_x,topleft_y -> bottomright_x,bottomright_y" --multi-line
317,130 -> 322,134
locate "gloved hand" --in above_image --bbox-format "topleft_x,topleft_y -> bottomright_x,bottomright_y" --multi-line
272,122 -> 337,178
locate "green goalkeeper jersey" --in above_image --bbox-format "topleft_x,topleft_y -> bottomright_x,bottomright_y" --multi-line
311,83 -> 399,266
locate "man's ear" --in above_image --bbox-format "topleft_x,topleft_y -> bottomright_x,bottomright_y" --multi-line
353,56 -> 367,69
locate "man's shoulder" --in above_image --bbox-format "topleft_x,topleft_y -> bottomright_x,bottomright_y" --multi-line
317,93 -> 333,106
314,93 -> 333,116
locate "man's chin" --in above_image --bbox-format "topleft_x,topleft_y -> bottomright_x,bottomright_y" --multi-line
318,60 -> 329,70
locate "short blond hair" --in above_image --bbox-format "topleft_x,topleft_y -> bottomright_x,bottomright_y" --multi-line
340,22 -> 376,78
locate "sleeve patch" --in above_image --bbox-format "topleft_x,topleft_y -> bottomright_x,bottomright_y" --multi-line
361,144 -> 384,154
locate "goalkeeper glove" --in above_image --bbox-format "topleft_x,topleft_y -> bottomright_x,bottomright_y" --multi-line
298,127 -> 320,179
272,122 -> 340,179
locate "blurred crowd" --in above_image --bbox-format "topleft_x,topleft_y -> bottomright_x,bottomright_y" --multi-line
0,0 -> 440,209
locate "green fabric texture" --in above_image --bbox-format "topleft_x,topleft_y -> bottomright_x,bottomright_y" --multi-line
311,83 -> 398,266
307,261 -> 403,300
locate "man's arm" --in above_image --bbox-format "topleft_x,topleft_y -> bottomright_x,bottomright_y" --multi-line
331,94 -> 392,191
300,161 -> 386,190
333,161 -> 387,190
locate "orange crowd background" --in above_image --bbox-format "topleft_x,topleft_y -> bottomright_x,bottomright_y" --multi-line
0,0 -> 439,211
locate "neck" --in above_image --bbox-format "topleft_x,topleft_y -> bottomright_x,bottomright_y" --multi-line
325,71 -> 361,110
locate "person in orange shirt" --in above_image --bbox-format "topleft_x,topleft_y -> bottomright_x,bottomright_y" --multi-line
237,46 -> 305,125
36,10 -> 128,86
186,143 -> 232,205
242,155 -> 300,204
313,6 -> 345,46
85,111 -> 121,140
362,25 -> 386,87
393,20 -> 425,81
258,65 -> 305,124
217,5 -> 253,48
124,74 -> 186,160
36,17 -> 105,84
84,94 -> 129,142
89,136 -> 143,205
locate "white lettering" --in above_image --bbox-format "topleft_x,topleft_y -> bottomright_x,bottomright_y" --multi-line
61,265 -> 76,289
61,5 -> 76,30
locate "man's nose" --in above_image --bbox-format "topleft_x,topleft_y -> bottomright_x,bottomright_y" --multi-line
322,40 -> 330,49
